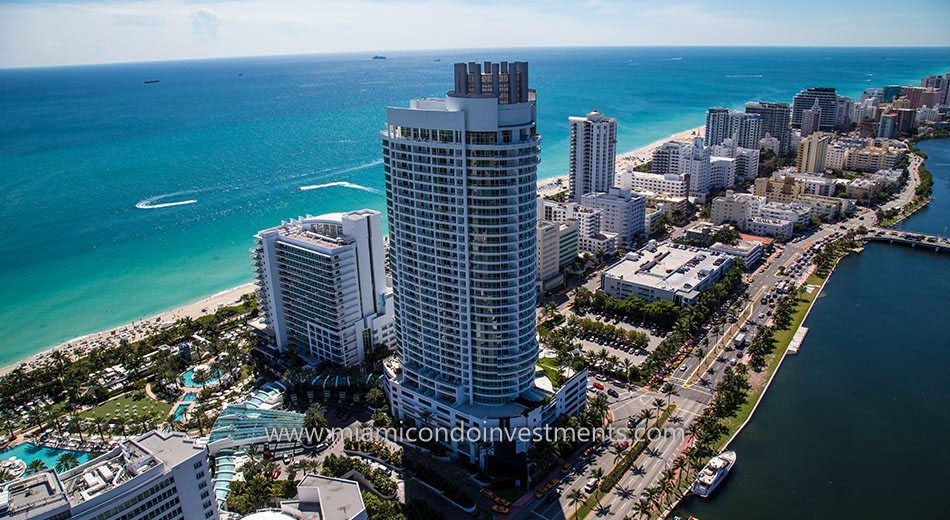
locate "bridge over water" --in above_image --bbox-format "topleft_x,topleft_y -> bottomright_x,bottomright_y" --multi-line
861,227 -> 950,253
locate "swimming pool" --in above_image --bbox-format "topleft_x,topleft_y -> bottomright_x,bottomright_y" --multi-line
0,442 -> 92,472
181,392 -> 197,402
173,404 -> 190,421
179,366 -> 222,387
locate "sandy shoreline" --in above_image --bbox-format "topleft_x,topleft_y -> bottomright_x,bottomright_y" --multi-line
0,283 -> 257,377
2,125 -> 704,379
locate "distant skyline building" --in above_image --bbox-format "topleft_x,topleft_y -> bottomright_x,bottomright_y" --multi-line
836,95 -> 855,127
801,99 -> 822,137
254,209 -> 393,367
745,101 -> 792,155
704,107 -> 762,148
796,132 -> 832,173
568,110 -> 617,201
704,107 -> 732,147
791,87 -> 838,131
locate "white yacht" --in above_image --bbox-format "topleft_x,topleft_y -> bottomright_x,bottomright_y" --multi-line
691,450 -> 736,498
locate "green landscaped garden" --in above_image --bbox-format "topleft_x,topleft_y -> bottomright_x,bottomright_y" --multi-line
537,357 -> 561,383
80,390 -> 172,423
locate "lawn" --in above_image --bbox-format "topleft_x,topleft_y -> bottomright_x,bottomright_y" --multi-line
80,391 -> 172,423
537,357 -> 561,384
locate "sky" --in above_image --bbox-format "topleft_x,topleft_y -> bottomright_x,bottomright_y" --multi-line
0,0 -> 948,68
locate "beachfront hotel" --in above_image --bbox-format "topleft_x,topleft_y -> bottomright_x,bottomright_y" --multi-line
791,87 -> 839,131
0,431 -> 216,520
252,209 -> 394,367
704,107 -> 762,149
381,61 -> 587,471
745,101 -> 792,156
568,109 -> 617,201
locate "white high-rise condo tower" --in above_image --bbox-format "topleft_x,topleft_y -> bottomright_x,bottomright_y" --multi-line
568,110 -> 617,201
381,61 -> 587,469
253,209 -> 394,367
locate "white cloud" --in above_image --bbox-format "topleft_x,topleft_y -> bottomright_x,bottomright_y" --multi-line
191,8 -> 221,39
0,0 -> 946,68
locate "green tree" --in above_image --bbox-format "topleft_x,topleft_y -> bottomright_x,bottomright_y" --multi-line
56,453 -> 80,473
26,459 -> 48,475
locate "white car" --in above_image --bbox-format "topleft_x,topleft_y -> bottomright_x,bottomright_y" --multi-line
585,478 -> 598,493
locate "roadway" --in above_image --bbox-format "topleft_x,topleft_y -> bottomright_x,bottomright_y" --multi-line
517,208 -> 880,520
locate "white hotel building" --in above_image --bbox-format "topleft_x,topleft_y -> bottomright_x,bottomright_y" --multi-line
580,187 -> 646,249
253,209 -> 394,367
0,431 -> 216,520
568,110 -> 617,201
381,62 -> 587,469
615,169 -> 689,198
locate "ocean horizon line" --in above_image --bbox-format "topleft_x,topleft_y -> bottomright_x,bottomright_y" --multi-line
3,44 -> 950,71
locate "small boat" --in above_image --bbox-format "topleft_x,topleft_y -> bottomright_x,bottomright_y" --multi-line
691,450 -> 736,498
372,55 -> 386,60
144,79 -> 160,84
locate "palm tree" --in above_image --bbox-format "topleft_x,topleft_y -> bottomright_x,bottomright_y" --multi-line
567,489 -> 585,520
652,398 -> 665,423
662,383 -> 679,407
672,456 -> 688,489
591,467 -> 606,504
631,498 -> 651,519
611,442 -> 626,464
638,408 -> 654,429
0,468 -> 13,483
621,358 -> 633,382
56,453 -> 80,473
26,460 -> 48,475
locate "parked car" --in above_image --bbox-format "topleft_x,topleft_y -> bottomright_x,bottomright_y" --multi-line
607,388 -> 619,398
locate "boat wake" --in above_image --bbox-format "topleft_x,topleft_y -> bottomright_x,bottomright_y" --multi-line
135,192 -> 198,209
725,74 -> 764,78
661,57 -> 684,61
299,181 -> 381,194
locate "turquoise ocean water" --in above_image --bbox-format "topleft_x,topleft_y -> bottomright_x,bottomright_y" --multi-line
1,47 -> 948,365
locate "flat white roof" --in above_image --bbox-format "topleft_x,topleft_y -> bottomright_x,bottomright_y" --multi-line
603,243 -> 730,294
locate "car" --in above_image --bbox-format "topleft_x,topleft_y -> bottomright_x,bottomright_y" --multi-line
758,313 -> 765,319
494,496 -> 511,507
561,462 -> 572,474
595,374 -> 607,382
607,388 -> 619,398
592,381 -> 605,390
680,364 -> 688,372
480,488 -> 495,500
584,478 -> 598,493
492,504 -> 510,514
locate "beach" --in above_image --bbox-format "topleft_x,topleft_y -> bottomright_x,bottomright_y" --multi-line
0,283 -> 257,377
537,125 -> 704,197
